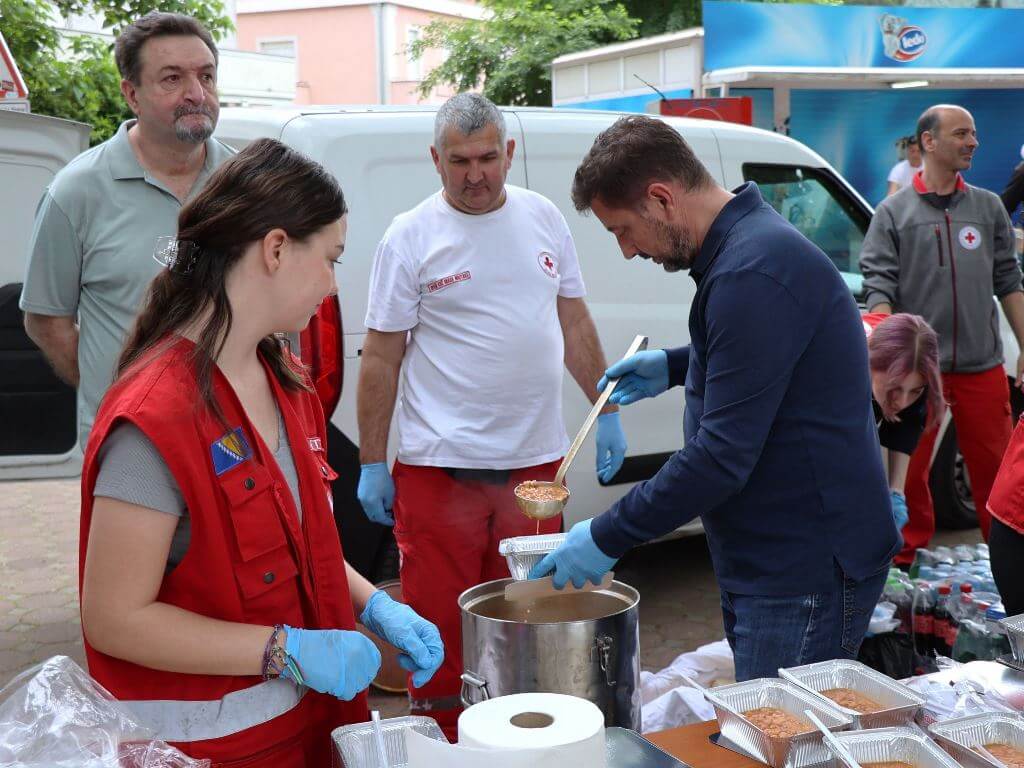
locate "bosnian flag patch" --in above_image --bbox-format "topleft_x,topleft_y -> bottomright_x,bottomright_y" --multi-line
211,427 -> 253,475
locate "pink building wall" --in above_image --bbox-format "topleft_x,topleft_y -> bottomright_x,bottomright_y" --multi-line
236,3 -> 475,106
388,6 -> 461,105
236,6 -> 377,105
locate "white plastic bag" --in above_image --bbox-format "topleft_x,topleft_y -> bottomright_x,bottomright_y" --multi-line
639,639 -> 734,732
0,655 -> 209,768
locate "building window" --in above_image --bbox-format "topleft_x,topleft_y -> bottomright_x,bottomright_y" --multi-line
258,38 -> 297,58
406,26 -> 422,81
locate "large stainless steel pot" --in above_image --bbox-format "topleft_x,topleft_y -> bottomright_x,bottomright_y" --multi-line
459,577 -> 641,730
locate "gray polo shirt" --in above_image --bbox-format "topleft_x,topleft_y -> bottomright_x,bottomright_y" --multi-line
19,121 -> 235,449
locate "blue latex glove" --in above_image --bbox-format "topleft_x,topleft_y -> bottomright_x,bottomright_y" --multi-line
528,519 -> 617,589
890,490 -> 909,530
595,412 -> 627,484
282,625 -> 381,700
597,350 -> 670,407
360,591 -> 445,688
357,462 -> 395,526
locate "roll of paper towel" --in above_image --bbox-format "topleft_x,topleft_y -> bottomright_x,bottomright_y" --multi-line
406,693 -> 606,767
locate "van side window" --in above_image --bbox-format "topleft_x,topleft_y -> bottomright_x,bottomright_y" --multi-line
742,164 -> 870,297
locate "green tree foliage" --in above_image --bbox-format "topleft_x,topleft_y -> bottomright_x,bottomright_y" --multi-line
409,0 -> 639,107
0,0 -> 230,144
619,0 -> 699,36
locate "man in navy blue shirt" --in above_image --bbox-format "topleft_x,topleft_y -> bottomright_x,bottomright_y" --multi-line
531,115 -> 901,680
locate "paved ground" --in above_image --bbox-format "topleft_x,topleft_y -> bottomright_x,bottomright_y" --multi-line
0,477 -> 981,722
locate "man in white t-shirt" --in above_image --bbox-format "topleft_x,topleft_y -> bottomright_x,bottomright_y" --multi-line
886,136 -> 923,197
356,93 -> 625,736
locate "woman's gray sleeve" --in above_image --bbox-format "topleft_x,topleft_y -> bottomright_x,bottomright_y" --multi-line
93,422 -> 186,516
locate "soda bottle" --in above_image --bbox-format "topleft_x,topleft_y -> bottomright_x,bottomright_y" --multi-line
933,584 -> 952,656
911,580 -> 935,656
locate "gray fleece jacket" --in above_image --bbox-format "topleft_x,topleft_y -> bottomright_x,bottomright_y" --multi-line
860,174 -> 1022,373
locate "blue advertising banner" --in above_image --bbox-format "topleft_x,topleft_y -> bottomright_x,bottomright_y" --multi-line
703,1 -> 1024,70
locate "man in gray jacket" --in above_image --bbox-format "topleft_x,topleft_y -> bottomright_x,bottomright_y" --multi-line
861,104 -> 1024,561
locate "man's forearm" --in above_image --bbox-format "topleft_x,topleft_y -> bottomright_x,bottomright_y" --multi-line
356,352 -> 401,464
24,314 -> 80,387
559,299 -> 615,414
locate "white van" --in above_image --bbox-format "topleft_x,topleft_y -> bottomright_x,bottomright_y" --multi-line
0,110 -> 89,479
210,105 -> 1020,581
4,106 -> 1016,579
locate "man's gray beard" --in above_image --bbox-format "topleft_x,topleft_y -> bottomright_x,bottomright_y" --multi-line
175,117 -> 214,144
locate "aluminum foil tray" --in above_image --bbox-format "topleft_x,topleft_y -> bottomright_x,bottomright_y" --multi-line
1001,613 -> 1024,662
332,715 -> 446,767
929,712 -> 1024,768
779,659 -> 924,729
832,726 -> 961,768
498,533 -> 567,581
703,677 -> 853,768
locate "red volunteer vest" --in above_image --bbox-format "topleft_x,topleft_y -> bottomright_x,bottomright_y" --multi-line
861,312 -> 887,338
988,415 -> 1024,535
79,339 -> 368,765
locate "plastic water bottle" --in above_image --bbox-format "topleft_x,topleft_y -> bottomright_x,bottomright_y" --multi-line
953,544 -> 976,563
986,604 -> 1012,659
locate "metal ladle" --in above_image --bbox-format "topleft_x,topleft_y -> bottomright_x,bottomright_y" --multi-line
514,334 -> 649,520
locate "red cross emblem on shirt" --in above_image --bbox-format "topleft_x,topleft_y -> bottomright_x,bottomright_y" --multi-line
538,251 -> 558,278
959,226 -> 982,251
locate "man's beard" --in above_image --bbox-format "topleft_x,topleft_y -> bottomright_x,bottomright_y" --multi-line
174,105 -> 216,144
639,214 -> 696,273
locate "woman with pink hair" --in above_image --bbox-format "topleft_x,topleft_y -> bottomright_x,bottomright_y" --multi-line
864,312 -> 944,531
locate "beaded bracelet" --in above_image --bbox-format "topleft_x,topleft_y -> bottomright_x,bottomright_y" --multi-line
261,625 -> 307,687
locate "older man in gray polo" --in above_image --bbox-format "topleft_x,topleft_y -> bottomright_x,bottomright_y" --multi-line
20,12 -> 234,448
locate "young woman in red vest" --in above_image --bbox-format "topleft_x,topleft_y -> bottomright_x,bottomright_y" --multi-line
78,139 -> 443,766
863,313 -> 944,534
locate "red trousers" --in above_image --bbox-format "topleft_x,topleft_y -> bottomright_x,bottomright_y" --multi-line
897,365 -> 1012,563
392,460 -> 562,741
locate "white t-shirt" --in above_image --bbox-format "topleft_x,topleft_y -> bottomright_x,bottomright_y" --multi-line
887,159 -> 920,190
365,185 -> 586,469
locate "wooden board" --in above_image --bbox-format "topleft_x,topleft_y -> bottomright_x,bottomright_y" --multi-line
645,721 -> 763,768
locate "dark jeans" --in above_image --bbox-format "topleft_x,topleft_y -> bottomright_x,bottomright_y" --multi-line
990,516 -> 1024,616
721,562 -> 888,681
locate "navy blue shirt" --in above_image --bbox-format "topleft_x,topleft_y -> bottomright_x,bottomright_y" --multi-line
591,183 -> 901,596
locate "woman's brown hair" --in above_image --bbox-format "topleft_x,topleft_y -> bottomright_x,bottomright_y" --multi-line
118,138 -> 347,419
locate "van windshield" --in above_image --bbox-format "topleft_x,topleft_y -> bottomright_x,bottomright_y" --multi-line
743,164 -> 871,297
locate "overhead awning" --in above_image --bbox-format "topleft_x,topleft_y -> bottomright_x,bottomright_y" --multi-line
703,66 -> 1024,91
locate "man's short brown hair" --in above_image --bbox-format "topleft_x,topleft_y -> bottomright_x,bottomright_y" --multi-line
115,11 -> 218,84
572,115 -> 714,212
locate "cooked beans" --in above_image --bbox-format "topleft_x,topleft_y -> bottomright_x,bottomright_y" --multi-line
515,482 -> 568,503
980,743 -> 1024,768
741,707 -> 811,738
820,687 -> 883,714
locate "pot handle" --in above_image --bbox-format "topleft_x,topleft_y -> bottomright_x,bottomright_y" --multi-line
461,670 -> 490,707
593,635 -> 616,687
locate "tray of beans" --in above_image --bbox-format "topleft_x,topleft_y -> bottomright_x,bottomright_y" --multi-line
829,726 -> 962,768
1001,613 -> 1024,663
498,533 -> 567,581
703,677 -> 853,767
928,712 -> 1024,768
778,659 -> 924,729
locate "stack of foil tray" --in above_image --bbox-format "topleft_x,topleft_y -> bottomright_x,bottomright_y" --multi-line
1000,613 -> 1024,663
498,533 -> 566,581
779,659 -> 924,729
831,727 -> 962,768
702,678 -> 853,768
929,712 -> 1024,768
